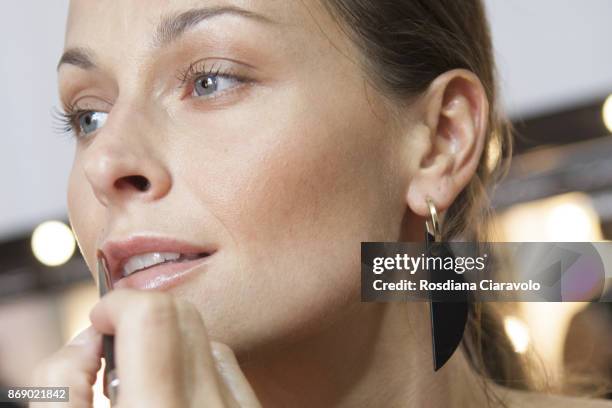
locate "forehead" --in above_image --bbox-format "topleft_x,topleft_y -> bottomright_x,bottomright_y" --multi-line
65,0 -> 337,51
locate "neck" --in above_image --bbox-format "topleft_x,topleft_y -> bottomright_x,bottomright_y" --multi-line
238,302 -> 491,408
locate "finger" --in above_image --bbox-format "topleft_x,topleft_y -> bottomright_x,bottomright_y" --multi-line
172,299 -> 228,404
90,289 -> 224,407
30,326 -> 102,408
91,290 -> 183,407
211,342 -> 262,408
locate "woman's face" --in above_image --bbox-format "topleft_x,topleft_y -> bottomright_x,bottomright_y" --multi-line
61,0 -> 413,352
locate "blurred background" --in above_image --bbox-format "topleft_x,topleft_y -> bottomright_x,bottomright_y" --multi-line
1,0 -> 612,405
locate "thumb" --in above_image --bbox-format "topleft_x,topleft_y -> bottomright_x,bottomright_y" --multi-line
30,326 -> 102,408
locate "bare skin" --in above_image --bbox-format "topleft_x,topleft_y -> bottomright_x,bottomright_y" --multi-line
31,0 -> 611,407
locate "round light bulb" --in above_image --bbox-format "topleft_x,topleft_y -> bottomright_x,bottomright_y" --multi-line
31,220 -> 76,266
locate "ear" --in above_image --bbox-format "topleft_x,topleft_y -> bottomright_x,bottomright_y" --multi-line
405,69 -> 488,218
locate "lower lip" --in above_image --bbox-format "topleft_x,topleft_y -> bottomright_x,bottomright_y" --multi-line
113,254 -> 214,290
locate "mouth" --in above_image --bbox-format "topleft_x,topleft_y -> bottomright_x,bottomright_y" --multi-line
101,236 -> 216,290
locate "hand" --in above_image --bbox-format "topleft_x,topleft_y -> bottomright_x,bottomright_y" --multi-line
30,326 -> 101,408
32,289 -> 262,407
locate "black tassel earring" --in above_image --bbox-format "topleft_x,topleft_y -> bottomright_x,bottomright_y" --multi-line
425,196 -> 468,371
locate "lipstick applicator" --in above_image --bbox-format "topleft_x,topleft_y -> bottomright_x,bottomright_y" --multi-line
96,252 -> 120,406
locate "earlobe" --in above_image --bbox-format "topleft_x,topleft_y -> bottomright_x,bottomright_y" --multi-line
405,69 -> 488,218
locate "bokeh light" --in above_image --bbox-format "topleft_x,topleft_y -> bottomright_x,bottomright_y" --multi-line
31,220 -> 76,266
504,316 -> 530,354
603,94 -> 612,133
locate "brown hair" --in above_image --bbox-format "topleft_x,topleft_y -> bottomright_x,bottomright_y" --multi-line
320,0 -> 527,394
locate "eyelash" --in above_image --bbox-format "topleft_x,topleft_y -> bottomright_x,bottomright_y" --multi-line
54,60 -> 249,138
52,104 -> 86,138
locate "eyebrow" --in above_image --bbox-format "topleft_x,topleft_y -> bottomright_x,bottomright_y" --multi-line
57,47 -> 95,71
57,5 -> 276,71
154,5 -> 276,46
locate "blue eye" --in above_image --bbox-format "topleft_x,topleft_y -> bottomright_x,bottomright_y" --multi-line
192,74 -> 240,98
78,111 -> 108,135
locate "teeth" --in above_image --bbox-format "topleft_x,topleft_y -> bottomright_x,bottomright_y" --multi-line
122,252 -> 181,277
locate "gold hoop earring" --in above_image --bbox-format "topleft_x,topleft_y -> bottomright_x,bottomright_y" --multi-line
425,196 -> 441,242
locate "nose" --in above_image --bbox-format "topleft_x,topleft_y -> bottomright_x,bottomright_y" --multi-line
83,138 -> 172,208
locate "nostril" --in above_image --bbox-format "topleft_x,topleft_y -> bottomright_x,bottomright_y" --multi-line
115,175 -> 151,192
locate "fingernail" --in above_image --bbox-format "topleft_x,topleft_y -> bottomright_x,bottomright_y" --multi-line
67,326 -> 95,345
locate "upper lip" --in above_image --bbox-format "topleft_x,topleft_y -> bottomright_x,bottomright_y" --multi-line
100,235 -> 216,285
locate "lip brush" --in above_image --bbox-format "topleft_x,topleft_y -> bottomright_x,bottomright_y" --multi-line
97,252 -> 120,406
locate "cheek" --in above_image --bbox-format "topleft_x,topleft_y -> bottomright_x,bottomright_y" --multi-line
234,89 -> 400,269
67,159 -> 102,271
244,108 -> 394,295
